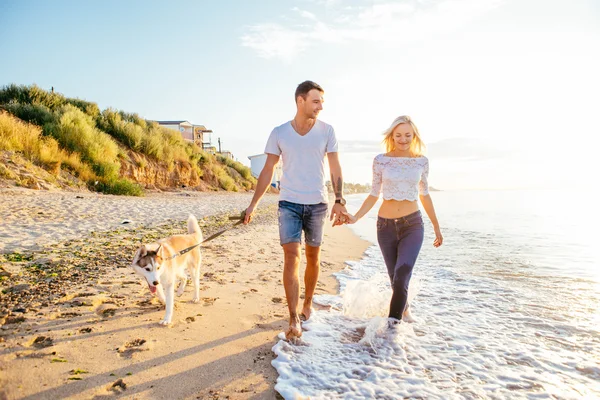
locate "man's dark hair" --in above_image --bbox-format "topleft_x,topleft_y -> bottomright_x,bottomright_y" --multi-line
295,80 -> 324,103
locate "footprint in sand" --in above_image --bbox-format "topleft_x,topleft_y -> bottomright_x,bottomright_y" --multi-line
108,378 -> 127,393
117,338 -> 149,358
57,312 -> 82,319
257,272 -> 272,282
137,298 -> 161,307
28,336 -> 54,348
202,297 -> 218,306
95,303 -> 117,318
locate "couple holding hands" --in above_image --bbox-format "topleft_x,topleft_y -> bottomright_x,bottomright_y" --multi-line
244,80 -> 443,340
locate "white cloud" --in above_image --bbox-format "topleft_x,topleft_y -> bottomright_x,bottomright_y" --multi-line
292,7 -> 318,21
240,23 -> 311,62
303,0 -> 343,7
241,0 -> 505,61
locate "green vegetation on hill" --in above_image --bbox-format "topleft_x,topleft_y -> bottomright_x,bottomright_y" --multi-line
0,84 -> 256,195
325,181 -> 371,194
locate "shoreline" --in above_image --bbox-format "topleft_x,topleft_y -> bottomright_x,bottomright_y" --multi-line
0,189 -> 370,399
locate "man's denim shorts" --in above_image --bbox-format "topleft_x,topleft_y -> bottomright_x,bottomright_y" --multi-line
278,200 -> 328,247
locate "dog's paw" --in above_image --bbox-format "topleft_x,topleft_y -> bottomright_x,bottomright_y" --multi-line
192,297 -> 200,303
159,319 -> 172,326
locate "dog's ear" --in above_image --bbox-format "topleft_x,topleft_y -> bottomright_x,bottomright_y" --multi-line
155,244 -> 163,259
132,245 -> 145,266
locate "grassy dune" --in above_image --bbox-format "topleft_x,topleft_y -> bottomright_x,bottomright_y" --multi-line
0,84 -> 255,195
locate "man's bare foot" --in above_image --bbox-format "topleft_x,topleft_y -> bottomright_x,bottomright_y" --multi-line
285,316 -> 302,340
300,305 -> 315,321
300,297 -> 315,321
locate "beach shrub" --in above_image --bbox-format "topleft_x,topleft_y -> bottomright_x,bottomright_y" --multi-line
97,108 -> 145,151
0,84 -> 66,111
139,126 -> 164,160
0,84 -> 31,105
47,104 -> 120,178
232,161 -> 253,180
0,111 -> 96,181
119,110 -> 147,128
217,155 -> 253,180
210,164 -> 236,191
198,151 -> 215,166
66,98 -> 100,118
91,177 -> 144,196
0,84 -> 99,116
153,123 -> 192,165
219,174 -> 237,191
58,151 -> 96,182
134,154 -> 148,169
0,163 -> 17,180
185,145 -> 203,165
0,84 -> 101,128
1,101 -> 55,127
0,111 -> 40,158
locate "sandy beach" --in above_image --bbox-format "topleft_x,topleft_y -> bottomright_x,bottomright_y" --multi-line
0,189 -> 370,400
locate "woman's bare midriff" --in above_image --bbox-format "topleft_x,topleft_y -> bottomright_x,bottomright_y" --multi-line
378,199 -> 419,219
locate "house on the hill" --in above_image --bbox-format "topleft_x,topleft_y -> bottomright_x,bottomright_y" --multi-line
156,120 -> 213,147
204,145 -> 217,155
219,151 -> 234,160
193,125 -> 213,148
248,153 -> 282,188
156,120 -> 193,141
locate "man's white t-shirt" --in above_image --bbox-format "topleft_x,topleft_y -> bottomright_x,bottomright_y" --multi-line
264,120 -> 338,205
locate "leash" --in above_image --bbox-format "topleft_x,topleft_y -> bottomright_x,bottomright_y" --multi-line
164,210 -> 246,260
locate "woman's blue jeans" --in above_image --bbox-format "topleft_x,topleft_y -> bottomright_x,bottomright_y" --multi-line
376,210 -> 424,320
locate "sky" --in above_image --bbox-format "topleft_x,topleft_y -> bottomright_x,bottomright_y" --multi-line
1,0 -> 598,190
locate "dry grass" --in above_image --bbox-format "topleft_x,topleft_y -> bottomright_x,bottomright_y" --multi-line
0,111 -> 94,181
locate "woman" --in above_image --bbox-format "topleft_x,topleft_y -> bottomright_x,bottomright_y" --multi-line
343,115 -> 443,323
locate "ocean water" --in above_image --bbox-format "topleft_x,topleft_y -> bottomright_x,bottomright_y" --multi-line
272,190 -> 600,399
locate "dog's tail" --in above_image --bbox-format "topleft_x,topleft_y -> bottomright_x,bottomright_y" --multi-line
187,214 -> 203,240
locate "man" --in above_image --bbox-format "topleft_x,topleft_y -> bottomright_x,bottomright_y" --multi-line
244,80 -> 347,340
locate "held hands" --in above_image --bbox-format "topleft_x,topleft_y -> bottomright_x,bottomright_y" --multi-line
341,211 -> 357,224
330,205 -> 358,227
330,203 -> 349,227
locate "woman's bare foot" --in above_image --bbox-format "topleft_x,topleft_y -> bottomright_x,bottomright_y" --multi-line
285,316 -> 302,340
402,303 -> 417,323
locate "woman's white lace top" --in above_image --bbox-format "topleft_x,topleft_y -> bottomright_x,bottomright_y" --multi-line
370,154 -> 429,200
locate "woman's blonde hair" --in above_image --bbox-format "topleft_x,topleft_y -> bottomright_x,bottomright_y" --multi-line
382,115 -> 426,157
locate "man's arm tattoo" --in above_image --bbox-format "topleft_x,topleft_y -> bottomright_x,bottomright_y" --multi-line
331,173 -> 344,198
336,177 -> 343,198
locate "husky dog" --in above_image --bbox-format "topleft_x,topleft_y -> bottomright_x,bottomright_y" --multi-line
131,214 -> 202,325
